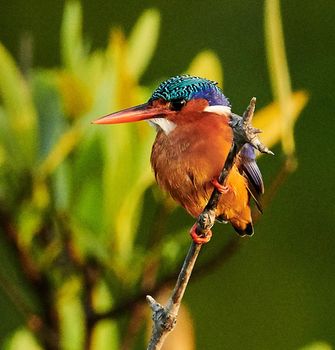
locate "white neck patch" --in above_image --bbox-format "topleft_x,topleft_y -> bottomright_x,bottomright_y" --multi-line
146,105 -> 230,134
148,118 -> 176,135
204,105 -> 231,116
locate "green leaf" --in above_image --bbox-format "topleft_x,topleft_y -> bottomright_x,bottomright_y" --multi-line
57,278 -> 85,350
87,281 -> 120,349
61,1 -> 85,71
264,0 -> 296,156
0,42 -> 37,167
101,123 -> 154,262
32,71 -> 65,160
114,167 -> 154,260
127,8 -> 160,79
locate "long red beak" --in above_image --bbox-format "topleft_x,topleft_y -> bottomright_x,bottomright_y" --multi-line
92,103 -> 173,125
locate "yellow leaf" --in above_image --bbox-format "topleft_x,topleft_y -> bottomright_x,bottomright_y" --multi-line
56,70 -> 93,119
3,328 -> 42,350
253,91 -> 308,150
187,50 -> 223,87
91,320 -> 119,350
299,341 -> 333,350
89,280 -> 120,349
107,28 -> 145,108
38,121 -> 83,177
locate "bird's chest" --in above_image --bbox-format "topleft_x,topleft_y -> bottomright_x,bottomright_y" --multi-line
150,116 -> 233,194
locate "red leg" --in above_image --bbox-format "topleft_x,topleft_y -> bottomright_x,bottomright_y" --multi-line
211,178 -> 229,194
189,223 -> 212,244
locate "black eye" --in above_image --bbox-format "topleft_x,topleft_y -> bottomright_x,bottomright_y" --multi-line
170,99 -> 187,111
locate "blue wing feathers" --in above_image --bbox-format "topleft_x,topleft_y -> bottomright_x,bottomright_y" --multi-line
239,144 -> 264,211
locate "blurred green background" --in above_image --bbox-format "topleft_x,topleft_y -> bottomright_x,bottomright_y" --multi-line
0,1 -> 334,349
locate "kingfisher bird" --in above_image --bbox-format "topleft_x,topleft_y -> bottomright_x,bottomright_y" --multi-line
94,75 -> 264,244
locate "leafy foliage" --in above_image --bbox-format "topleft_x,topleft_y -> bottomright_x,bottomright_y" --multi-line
0,1 -> 309,349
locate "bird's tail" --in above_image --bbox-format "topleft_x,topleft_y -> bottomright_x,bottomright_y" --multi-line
230,206 -> 254,236
232,220 -> 254,236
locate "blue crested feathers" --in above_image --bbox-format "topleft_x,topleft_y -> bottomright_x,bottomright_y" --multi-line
149,75 -> 231,107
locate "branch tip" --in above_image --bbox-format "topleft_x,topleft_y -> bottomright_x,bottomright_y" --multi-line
146,295 -> 161,312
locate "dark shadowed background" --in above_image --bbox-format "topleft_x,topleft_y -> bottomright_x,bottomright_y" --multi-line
0,1 -> 334,349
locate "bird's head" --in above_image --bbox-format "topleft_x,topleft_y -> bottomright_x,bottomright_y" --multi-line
93,75 -> 232,134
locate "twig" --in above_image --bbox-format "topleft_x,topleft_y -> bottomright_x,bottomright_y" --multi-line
146,242 -> 201,349
146,97 -> 273,349
89,149 -> 289,326
0,206 -> 59,350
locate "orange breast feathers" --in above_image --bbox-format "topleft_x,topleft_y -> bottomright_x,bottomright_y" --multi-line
150,106 -> 252,234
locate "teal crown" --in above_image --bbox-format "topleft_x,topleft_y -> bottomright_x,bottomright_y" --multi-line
149,75 -> 231,107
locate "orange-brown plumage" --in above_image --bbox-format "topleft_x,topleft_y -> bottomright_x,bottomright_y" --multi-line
150,99 -> 252,234
93,75 -> 264,239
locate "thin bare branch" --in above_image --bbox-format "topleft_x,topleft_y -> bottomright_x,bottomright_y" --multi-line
0,206 -> 59,350
146,242 -> 201,349
89,154 -> 290,325
146,97 -> 273,349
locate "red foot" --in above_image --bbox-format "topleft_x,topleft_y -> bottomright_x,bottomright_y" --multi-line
211,178 -> 229,194
189,224 -> 212,244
